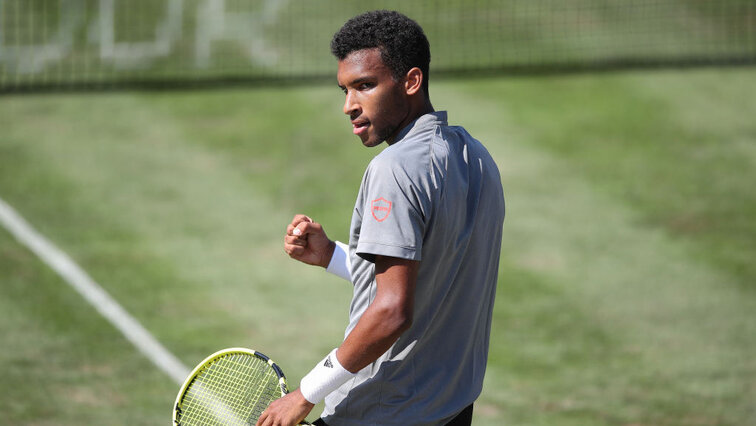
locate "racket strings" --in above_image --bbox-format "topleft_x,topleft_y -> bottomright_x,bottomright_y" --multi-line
178,353 -> 282,425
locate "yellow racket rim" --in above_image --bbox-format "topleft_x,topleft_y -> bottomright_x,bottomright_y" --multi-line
173,348 -> 288,426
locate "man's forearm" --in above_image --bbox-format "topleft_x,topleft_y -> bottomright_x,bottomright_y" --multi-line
297,255 -> 418,405
336,255 -> 418,372
337,291 -> 412,372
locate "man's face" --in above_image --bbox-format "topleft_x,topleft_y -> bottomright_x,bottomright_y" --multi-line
337,48 -> 411,147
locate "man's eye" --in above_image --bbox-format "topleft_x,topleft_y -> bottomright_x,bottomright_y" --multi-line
358,83 -> 374,90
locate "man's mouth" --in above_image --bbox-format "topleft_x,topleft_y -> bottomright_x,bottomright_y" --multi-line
352,120 -> 369,136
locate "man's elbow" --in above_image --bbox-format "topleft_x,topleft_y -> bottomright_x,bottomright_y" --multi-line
393,310 -> 413,335
376,301 -> 413,336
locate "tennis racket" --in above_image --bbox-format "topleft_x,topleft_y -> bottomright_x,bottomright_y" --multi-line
173,348 -> 311,425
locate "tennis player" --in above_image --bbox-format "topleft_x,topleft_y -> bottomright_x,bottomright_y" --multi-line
258,10 -> 505,426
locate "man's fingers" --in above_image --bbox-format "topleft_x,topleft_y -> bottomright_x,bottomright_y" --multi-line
289,215 -> 313,231
293,221 -> 310,236
255,410 -> 267,426
290,221 -> 322,238
292,214 -> 312,223
284,214 -> 330,266
288,218 -> 317,236
286,223 -> 303,236
284,242 -> 305,256
285,235 -> 307,247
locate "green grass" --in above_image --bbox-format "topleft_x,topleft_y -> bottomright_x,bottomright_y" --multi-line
1,67 -> 755,425
437,70 -> 756,424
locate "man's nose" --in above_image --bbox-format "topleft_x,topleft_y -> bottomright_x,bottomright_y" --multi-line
343,91 -> 359,116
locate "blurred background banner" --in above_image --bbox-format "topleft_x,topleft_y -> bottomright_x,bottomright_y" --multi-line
1,0 -> 755,92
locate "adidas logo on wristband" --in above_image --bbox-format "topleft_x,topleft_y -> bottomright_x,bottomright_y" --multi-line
300,348 -> 356,404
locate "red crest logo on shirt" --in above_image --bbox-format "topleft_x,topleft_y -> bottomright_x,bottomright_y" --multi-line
371,197 -> 392,222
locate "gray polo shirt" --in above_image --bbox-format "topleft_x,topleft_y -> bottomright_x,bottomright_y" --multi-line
322,111 -> 505,425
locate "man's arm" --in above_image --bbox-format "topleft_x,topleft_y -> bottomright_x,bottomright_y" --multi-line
257,255 -> 419,426
336,255 -> 418,371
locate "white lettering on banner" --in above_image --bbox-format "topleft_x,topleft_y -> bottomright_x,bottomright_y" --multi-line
0,0 -> 286,74
194,0 -> 285,68
98,0 -> 183,69
0,0 -> 84,74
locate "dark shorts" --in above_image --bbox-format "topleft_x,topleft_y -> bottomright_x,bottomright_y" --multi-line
312,403 -> 473,426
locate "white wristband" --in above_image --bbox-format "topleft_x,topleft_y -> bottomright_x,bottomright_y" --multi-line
299,348 -> 355,404
325,241 -> 351,282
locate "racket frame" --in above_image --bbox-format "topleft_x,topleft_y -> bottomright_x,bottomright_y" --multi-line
173,347 -> 289,425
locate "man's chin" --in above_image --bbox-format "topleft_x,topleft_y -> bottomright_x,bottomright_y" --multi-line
359,135 -> 384,148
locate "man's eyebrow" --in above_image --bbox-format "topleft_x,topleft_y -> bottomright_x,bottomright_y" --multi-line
352,77 -> 371,84
339,77 -> 374,89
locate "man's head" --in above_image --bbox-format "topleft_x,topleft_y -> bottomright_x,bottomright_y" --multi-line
331,10 -> 431,97
332,11 -> 433,147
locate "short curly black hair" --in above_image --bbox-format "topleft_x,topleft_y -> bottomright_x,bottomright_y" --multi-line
331,10 -> 431,96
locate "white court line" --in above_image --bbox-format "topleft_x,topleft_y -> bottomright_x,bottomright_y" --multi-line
0,196 -> 190,384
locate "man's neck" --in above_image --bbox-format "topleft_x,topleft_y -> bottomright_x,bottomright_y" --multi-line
386,99 -> 437,145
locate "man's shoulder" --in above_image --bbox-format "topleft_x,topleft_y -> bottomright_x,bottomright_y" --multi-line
367,143 -> 424,181
366,111 -> 483,175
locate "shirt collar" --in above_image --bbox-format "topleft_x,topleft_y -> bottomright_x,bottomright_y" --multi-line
393,111 -> 448,144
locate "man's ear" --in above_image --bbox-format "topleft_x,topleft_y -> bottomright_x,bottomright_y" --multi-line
404,67 -> 423,96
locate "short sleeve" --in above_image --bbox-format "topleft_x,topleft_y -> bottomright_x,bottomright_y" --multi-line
355,155 -> 428,262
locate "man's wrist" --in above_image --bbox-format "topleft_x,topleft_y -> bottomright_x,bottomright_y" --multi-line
325,241 -> 351,282
291,388 -> 316,410
299,348 -> 356,404
320,240 -> 336,269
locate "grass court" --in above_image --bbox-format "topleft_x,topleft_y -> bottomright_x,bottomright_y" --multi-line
1,67 -> 755,425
